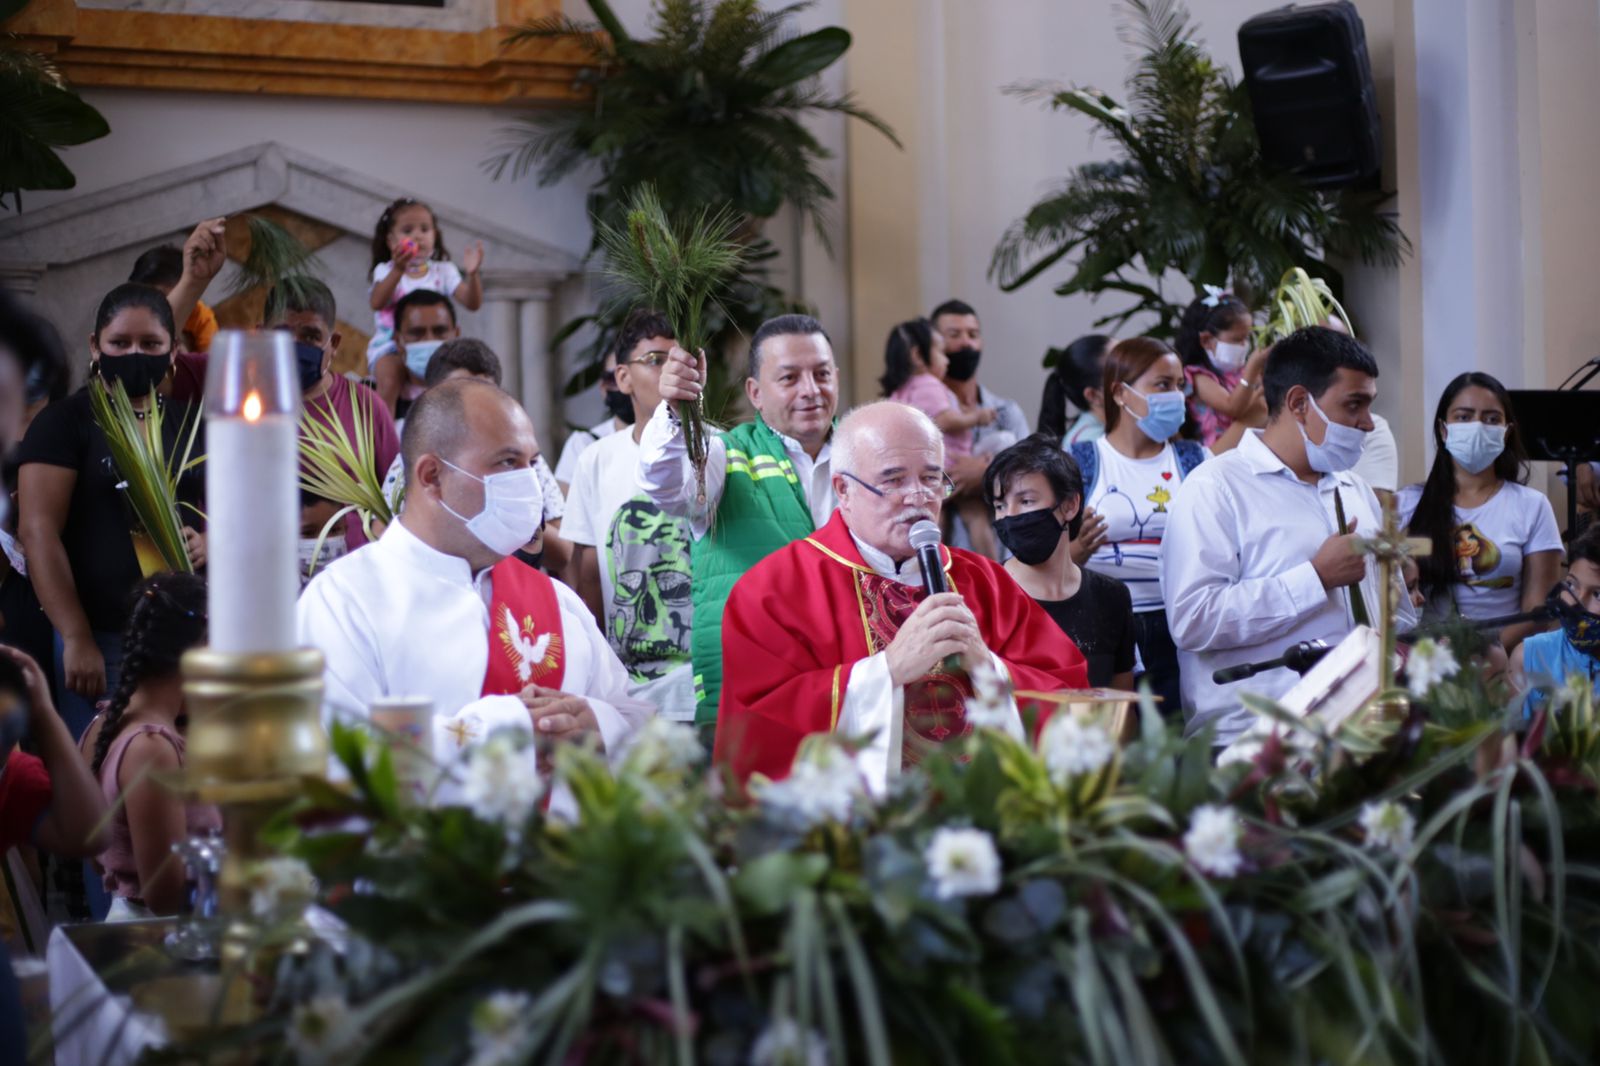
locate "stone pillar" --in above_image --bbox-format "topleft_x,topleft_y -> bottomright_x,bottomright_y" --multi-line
517,287 -> 555,438
480,274 -> 525,401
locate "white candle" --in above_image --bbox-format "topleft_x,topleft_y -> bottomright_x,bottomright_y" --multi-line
205,332 -> 301,653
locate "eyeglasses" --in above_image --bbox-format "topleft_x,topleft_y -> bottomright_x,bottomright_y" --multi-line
841,470 -> 956,500
622,350 -> 671,369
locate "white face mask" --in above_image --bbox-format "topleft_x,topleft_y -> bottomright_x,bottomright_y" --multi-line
1211,339 -> 1251,372
439,459 -> 544,556
1300,394 -> 1369,473
1442,421 -> 1506,475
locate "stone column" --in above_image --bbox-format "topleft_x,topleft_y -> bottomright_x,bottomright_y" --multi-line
479,274 -> 525,401
517,286 -> 555,438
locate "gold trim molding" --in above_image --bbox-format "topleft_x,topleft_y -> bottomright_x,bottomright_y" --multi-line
4,0 -> 592,105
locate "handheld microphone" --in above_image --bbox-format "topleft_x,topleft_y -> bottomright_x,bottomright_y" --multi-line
1213,640 -> 1331,685
909,520 -> 948,596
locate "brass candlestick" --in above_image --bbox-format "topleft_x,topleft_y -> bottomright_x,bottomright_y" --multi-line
181,647 -> 327,923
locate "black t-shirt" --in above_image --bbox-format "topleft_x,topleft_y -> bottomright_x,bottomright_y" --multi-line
1036,568 -> 1136,688
15,389 -> 206,634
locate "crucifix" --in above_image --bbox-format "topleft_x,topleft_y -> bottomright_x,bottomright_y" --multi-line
1348,497 -> 1432,694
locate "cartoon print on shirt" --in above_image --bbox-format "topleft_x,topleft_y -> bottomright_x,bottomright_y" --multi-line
1454,521 -> 1513,590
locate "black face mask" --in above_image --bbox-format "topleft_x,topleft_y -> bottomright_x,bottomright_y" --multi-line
994,508 -> 1067,566
513,547 -> 545,571
295,342 -> 328,394
945,347 -> 981,382
604,388 -> 637,425
96,353 -> 172,398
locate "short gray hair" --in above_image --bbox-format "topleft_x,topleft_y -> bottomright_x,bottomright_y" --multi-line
832,400 -> 942,477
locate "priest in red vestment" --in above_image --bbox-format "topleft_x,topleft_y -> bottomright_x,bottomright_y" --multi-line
714,401 -> 1088,788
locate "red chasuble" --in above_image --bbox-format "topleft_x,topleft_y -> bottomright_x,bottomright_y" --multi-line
713,511 -> 1089,782
481,557 -> 566,697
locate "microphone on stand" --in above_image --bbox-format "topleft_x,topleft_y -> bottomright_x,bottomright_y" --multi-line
909,520 -> 948,596
1212,640 -> 1332,685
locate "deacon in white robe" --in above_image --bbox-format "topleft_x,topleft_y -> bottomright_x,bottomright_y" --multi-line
298,379 -> 650,782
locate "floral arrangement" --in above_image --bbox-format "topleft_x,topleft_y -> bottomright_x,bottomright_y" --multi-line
136,639 -> 1600,1065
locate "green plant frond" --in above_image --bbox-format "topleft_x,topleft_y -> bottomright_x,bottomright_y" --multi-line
298,395 -> 393,527
226,215 -> 325,299
87,380 -> 196,573
501,14 -> 608,53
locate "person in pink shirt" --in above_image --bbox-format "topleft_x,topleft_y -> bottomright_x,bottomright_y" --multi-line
879,318 -> 998,557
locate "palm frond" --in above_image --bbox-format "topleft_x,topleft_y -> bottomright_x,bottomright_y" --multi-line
87,380 -> 200,573
990,0 -> 1408,333
299,392 -> 395,540
226,215 -> 325,300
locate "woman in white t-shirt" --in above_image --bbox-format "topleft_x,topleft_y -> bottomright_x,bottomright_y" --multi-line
1067,337 -> 1209,713
1399,372 -> 1563,651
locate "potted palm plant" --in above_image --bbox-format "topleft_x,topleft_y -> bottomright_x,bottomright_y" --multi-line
0,0 -> 110,210
990,0 -> 1408,339
486,0 -> 897,416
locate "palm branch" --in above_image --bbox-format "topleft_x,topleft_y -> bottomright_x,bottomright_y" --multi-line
992,0 -> 1409,340
598,184 -> 747,501
87,379 -> 203,574
299,392 -> 395,554
229,217 -> 325,301
1255,266 -> 1353,347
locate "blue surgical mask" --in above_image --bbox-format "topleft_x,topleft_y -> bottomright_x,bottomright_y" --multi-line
404,340 -> 444,380
1301,395 -> 1369,474
1443,421 -> 1506,475
1123,386 -> 1186,442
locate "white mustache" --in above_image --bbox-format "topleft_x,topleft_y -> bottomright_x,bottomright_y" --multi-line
896,508 -> 934,524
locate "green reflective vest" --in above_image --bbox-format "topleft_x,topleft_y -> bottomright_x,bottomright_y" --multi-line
690,416 -> 817,725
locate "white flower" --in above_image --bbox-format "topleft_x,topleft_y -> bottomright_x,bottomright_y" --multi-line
1183,804 -> 1243,878
1039,714 -> 1115,784
1554,673 -> 1594,711
923,826 -> 1003,900
964,661 -> 1013,729
1404,638 -> 1460,698
1359,800 -> 1416,856
467,991 -> 534,1066
751,1017 -> 830,1066
288,995 -> 350,1062
755,743 -> 862,829
245,857 -> 316,920
621,716 -> 704,775
462,733 -> 544,828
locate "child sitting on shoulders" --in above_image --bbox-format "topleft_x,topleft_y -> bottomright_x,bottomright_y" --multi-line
1174,287 -> 1267,452
367,197 -> 484,413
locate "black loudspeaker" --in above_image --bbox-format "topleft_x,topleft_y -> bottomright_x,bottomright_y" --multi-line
1238,1 -> 1382,189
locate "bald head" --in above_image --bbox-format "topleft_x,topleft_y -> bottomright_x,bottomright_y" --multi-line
833,401 -> 943,477
399,378 -> 542,568
401,377 -> 524,474
832,401 -> 947,560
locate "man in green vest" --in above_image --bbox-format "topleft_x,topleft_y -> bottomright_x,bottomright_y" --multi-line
637,314 -> 840,726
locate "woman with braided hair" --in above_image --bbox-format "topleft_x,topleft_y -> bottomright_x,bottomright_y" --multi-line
78,572 -> 217,919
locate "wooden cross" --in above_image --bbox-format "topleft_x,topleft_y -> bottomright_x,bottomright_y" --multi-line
1349,498 -> 1432,692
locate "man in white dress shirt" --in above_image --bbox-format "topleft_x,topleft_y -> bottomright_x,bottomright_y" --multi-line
1161,327 -> 1416,744
299,379 -> 649,774
637,314 -> 840,726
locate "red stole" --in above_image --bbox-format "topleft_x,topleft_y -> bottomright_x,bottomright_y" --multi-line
482,558 -> 566,697
857,572 -> 973,767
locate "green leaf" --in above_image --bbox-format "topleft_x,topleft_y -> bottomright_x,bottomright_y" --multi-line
748,27 -> 852,89
734,851 -> 829,915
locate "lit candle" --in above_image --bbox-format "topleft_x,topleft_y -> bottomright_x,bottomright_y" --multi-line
205,331 -> 301,653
